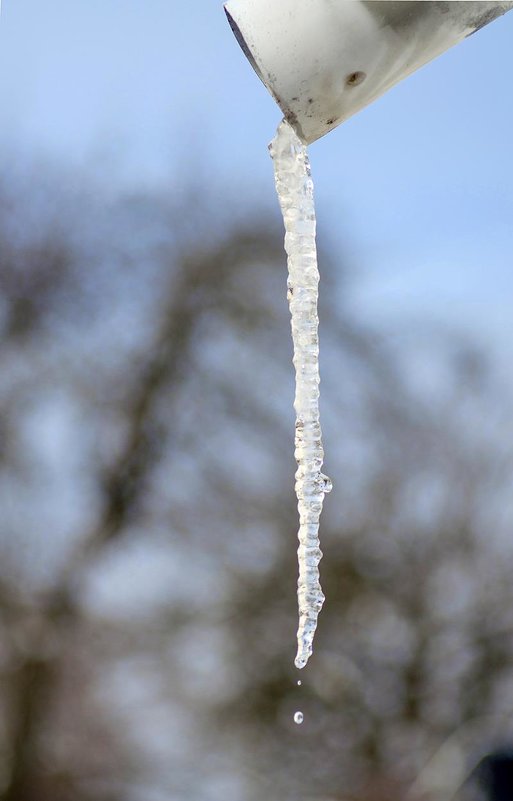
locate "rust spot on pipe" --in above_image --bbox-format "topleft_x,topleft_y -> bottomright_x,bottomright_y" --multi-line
346,71 -> 367,87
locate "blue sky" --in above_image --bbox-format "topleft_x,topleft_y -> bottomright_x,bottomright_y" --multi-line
1,0 -> 512,365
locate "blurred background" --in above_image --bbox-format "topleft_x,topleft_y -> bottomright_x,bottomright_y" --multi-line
1,2 -> 513,800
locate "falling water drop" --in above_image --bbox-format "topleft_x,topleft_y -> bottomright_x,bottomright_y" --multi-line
297,679 -> 302,686
294,711 -> 304,725
270,119 -> 332,670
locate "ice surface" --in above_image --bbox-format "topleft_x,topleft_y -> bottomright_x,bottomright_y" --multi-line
270,120 -> 332,670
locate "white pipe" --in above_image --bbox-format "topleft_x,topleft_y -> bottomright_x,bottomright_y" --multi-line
225,0 -> 513,144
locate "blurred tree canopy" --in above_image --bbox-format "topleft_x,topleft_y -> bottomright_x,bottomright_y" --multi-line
0,162 -> 513,801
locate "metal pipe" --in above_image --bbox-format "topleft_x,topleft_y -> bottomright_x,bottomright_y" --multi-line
225,0 -> 513,144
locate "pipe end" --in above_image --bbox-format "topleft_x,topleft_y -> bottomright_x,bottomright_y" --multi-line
224,5 -> 265,87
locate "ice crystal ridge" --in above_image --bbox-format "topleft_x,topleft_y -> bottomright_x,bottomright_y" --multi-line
270,120 -> 332,670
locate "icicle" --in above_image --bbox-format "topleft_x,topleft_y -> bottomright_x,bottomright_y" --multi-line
270,120 -> 332,670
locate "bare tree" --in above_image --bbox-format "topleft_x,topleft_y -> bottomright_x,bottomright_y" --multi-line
0,163 -> 512,801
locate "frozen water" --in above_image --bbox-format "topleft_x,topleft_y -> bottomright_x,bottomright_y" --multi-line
270,120 -> 332,670
294,711 -> 304,725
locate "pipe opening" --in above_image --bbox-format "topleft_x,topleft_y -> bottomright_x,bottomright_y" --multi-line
224,7 -> 265,87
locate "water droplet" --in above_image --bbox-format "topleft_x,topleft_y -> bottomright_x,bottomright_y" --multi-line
297,680 -> 302,686
320,473 -> 333,494
294,711 -> 304,725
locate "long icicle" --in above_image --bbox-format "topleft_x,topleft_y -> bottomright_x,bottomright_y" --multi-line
270,120 -> 332,670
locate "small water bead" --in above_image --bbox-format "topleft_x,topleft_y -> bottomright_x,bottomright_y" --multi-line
294,711 -> 304,725
315,473 -> 333,494
297,680 -> 302,686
